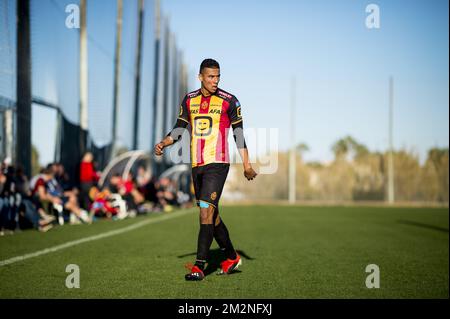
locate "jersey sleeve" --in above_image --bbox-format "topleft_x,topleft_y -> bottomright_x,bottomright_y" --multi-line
227,96 -> 243,125
168,95 -> 189,143
177,95 -> 189,124
228,96 -> 247,149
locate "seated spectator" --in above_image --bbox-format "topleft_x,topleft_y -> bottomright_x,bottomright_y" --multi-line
88,187 -> 127,220
109,173 -> 143,213
136,166 -> 150,189
156,177 -> 178,212
15,165 -> 54,232
0,166 -> 8,235
31,167 -> 90,225
54,162 -> 75,192
135,167 -> 159,211
0,163 -> 19,233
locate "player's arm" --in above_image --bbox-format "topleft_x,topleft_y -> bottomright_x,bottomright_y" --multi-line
154,97 -> 189,156
229,98 -> 257,181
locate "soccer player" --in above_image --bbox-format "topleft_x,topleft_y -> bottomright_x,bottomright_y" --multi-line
154,58 -> 257,281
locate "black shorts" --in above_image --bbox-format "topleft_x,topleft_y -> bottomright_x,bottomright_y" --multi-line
191,163 -> 230,208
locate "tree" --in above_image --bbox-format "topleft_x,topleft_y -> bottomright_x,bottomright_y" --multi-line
424,148 -> 449,202
332,138 -> 349,159
332,136 -> 369,161
296,143 -> 309,161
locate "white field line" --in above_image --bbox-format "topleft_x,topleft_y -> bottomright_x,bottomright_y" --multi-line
0,209 -> 194,267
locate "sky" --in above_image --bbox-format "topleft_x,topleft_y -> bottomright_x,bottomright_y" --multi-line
6,0 -> 448,166
160,0 -> 449,163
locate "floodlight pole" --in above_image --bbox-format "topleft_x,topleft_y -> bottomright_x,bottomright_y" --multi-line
16,0 -> 32,177
151,0 -> 160,156
132,0 -> 144,150
388,76 -> 395,203
112,0 -> 123,156
289,77 -> 296,204
79,0 -> 88,154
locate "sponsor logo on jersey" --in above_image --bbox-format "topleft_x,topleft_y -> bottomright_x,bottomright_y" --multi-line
187,90 -> 201,98
217,90 -> 232,99
194,116 -> 212,136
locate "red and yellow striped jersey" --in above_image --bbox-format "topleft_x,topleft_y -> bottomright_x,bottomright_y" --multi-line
178,88 -> 243,168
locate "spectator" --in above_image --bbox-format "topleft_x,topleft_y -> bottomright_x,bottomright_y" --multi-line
156,177 -> 178,212
54,162 -> 75,192
109,173 -> 139,212
0,163 -> 18,233
136,166 -> 151,188
0,167 -> 8,235
88,187 -> 127,220
135,167 -> 159,211
16,165 -> 54,232
79,152 -> 100,210
32,167 -> 90,225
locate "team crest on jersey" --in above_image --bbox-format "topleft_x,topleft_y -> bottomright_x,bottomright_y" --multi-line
201,101 -> 208,109
211,192 -> 217,201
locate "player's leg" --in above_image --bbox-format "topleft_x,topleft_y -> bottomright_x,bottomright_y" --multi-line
185,201 -> 215,281
202,164 -> 241,274
185,167 -> 209,281
204,164 -> 236,259
205,164 -> 241,274
196,202 -> 216,265
213,205 -> 241,275
213,207 -> 237,260
186,164 -> 225,280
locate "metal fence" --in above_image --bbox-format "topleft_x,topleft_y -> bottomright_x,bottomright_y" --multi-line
0,0 -> 187,184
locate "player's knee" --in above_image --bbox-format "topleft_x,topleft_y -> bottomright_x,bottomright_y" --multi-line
200,210 -> 212,224
199,202 -> 214,224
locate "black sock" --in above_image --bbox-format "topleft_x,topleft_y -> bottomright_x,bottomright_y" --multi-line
214,220 -> 237,260
194,260 -> 206,270
196,224 -> 214,269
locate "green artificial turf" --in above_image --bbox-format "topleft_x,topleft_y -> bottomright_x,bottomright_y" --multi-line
0,205 -> 448,298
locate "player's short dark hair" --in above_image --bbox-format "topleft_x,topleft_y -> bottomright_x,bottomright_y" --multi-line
199,59 -> 220,74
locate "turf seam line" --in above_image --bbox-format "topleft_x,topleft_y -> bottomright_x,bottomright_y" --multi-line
0,209 -> 195,267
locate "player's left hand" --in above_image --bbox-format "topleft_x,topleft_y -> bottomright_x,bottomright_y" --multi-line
244,166 -> 257,181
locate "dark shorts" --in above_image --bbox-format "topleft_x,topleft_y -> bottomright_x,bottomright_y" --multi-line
192,163 -> 230,208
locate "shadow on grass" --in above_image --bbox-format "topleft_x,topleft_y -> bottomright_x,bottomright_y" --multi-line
177,249 -> 254,276
397,220 -> 449,233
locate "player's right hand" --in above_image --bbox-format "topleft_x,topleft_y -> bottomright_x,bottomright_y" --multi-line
154,142 -> 164,156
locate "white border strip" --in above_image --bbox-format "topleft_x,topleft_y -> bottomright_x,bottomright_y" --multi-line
0,209 -> 194,267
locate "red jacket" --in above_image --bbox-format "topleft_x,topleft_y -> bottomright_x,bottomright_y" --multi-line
80,162 -> 99,183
